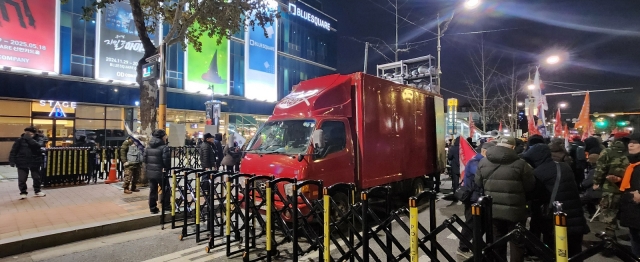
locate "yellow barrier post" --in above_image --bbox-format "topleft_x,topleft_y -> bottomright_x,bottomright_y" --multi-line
266,182 -> 272,261
196,175 -> 201,225
56,150 -> 60,177
555,212 -> 569,262
83,149 -> 87,175
225,177 -> 232,237
46,150 -> 51,177
323,188 -> 330,262
409,197 -> 419,262
73,149 -> 78,175
171,170 -> 177,216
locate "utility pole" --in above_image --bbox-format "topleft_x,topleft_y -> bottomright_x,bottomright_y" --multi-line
395,0 -> 398,62
364,42 -> 369,73
436,13 -> 441,91
158,43 -> 167,130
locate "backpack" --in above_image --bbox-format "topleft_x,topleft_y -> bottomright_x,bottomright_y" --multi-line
127,144 -> 143,164
575,145 -> 586,162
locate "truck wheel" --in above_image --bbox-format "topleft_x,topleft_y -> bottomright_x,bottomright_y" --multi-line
410,178 -> 425,197
330,192 -> 350,222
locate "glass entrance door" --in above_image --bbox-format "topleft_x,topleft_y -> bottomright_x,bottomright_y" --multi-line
33,119 -> 75,147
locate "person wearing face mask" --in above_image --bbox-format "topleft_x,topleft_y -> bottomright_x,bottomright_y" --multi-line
618,133 -> 640,257
10,126 -> 47,199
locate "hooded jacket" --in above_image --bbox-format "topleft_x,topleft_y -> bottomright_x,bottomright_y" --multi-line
593,140 -> 629,193
447,137 -> 461,175
475,145 -> 535,222
9,133 -> 45,168
584,137 -> 604,155
522,144 -> 587,235
144,137 -> 171,180
549,139 -> 574,167
463,153 -> 484,203
620,153 -> 640,229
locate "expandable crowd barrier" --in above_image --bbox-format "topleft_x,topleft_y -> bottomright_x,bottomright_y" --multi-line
157,171 -> 640,262
40,146 -> 203,187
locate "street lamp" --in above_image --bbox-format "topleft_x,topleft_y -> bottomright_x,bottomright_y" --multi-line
508,113 -> 512,117
518,102 -> 524,106
464,0 -> 481,9
546,55 -> 561,65
559,102 -> 567,108
528,84 -> 535,90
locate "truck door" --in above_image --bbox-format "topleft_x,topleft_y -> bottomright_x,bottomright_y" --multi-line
311,119 -> 355,186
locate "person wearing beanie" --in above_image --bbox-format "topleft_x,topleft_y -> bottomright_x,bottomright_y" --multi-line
144,129 -> 171,214
619,133 -> 640,257
475,136 -> 535,262
9,126 -> 47,199
200,133 -> 218,170
592,134 -> 630,243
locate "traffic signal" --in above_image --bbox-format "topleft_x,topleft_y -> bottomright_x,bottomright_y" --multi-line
617,121 -> 630,127
596,119 -> 608,128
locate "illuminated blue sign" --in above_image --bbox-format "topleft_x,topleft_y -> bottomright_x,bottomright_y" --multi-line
244,12 -> 277,102
288,3 -> 331,31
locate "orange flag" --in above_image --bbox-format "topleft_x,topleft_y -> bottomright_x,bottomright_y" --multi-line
576,92 -> 591,132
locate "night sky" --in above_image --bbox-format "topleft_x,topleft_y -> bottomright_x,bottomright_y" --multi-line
321,0 -> 640,119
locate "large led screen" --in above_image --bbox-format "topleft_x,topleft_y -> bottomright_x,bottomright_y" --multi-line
96,0 -> 159,83
244,15 -> 277,102
0,0 -> 58,72
185,24 -> 229,95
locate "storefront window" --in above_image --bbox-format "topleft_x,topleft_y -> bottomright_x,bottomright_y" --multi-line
76,105 -> 105,119
0,100 -> 30,116
106,107 -> 124,120
0,117 -> 31,162
76,119 -> 105,130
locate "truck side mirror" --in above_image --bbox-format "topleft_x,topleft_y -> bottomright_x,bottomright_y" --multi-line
312,129 -> 325,149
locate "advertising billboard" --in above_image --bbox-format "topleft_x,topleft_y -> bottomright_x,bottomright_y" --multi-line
96,0 -> 159,83
0,0 -> 58,72
244,15 -> 277,102
185,25 -> 229,95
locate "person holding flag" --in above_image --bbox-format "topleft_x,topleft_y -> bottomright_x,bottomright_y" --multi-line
456,141 -> 495,259
447,137 -> 462,194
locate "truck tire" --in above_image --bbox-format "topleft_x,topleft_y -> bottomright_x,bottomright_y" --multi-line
410,177 -> 425,197
329,191 -> 351,233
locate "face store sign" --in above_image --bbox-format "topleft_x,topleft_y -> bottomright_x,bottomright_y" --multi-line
39,100 -> 77,118
288,3 -> 331,31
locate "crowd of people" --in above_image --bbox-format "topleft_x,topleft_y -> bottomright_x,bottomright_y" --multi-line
449,132 -> 640,261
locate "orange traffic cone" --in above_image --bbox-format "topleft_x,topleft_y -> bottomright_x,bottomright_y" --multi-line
104,159 -> 119,184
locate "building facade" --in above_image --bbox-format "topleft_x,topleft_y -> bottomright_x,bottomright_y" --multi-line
0,0 -> 337,163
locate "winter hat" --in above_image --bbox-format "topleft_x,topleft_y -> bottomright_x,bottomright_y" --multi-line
627,133 -> 640,144
614,132 -> 630,140
24,126 -> 37,133
203,133 -> 214,140
572,135 -> 582,142
496,136 -> 516,148
152,129 -> 167,138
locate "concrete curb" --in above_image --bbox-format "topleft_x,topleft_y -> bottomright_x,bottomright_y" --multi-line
0,213 -> 176,258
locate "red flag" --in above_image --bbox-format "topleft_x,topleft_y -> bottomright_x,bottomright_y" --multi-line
612,127 -> 619,135
528,106 -> 540,136
582,121 -> 594,140
498,121 -> 503,133
469,112 -> 475,138
458,135 -> 477,184
554,108 -> 562,137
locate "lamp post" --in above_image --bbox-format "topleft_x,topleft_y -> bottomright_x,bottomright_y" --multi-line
436,0 -> 481,92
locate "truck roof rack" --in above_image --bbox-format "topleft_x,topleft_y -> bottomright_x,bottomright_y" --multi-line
376,55 -> 439,94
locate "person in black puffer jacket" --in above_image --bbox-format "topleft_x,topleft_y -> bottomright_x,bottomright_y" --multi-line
584,136 -> 604,156
200,133 -> 217,170
144,129 -> 171,214
447,137 -> 461,193
10,126 -> 47,198
522,144 -> 588,260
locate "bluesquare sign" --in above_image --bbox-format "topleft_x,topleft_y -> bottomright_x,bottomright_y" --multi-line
288,3 -> 331,31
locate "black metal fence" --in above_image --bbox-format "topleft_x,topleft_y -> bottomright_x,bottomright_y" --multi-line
156,170 -> 640,262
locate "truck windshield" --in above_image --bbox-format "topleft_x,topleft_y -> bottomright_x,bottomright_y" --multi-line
246,120 -> 316,155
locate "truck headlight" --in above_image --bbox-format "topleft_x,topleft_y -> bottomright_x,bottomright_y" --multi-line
284,183 -> 294,196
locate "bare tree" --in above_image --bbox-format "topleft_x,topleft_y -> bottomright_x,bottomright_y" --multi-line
463,35 -> 504,131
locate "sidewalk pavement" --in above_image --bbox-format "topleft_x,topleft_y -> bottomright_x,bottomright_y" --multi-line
0,165 -> 156,256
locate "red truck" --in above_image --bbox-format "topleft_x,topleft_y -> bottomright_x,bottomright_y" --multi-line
240,72 -> 446,207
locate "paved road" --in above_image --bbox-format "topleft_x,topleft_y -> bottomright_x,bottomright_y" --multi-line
0,175 -> 631,262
